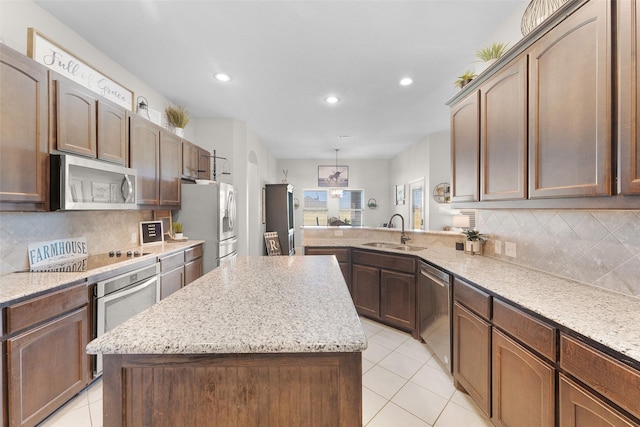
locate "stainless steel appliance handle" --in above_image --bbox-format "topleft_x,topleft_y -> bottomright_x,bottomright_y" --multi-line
121,175 -> 133,202
99,276 -> 158,306
420,269 -> 448,287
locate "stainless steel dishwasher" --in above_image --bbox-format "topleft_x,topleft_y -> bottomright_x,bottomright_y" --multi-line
418,261 -> 452,372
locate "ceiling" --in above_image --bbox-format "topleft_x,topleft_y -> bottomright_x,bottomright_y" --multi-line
35,1 -> 525,160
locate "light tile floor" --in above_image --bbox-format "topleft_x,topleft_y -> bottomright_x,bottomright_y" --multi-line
38,317 -> 492,427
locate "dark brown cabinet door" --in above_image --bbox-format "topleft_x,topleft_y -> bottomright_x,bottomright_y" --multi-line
492,329 -> 554,427
559,375 -> 637,427
0,44 -> 49,211
453,302 -> 491,417
96,99 -> 127,165
480,55 -> 528,201
160,266 -> 184,300
352,264 -> 380,318
619,0 -> 640,195
159,130 -> 181,207
181,140 -> 199,179
52,76 -> 97,158
7,307 -> 89,427
304,247 -> 352,293
380,269 -> 415,330
528,0 -> 611,198
184,258 -> 203,285
129,114 -> 160,206
451,90 -> 480,202
198,147 -> 211,180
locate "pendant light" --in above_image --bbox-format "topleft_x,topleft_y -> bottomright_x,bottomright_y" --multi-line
330,149 -> 343,198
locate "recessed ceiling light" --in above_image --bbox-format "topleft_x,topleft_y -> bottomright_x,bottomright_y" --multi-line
324,95 -> 340,104
399,77 -> 414,86
339,135 -> 352,139
214,73 -> 232,82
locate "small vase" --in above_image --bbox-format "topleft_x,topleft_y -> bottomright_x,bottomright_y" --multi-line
465,240 -> 482,255
174,127 -> 184,138
174,233 -> 184,240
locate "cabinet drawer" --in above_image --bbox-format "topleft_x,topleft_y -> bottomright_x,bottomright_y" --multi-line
560,334 -> 640,420
185,244 -> 203,263
493,299 -> 556,361
305,247 -> 350,263
453,278 -> 491,320
160,251 -> 184,272
6,284 -> 87,334
352,250 -> 415,273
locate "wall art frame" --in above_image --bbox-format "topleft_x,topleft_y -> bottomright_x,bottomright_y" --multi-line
318,165 -> 349,187
27,28 -> 134,110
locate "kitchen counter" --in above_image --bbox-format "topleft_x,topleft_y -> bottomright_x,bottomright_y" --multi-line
89,255 -> 366,427
87,255 -> 366,355
304,237 -> 640,366
0,240 -> 204,307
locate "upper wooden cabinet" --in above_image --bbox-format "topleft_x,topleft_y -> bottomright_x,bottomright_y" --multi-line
619,0 -> 640,195
450,91 -> 480,203
159,130 -> 181,207
528,0 -> 611,198
480,55 -> 528,201
50,72 -> 127,165
129,114 -> 160,206
0,44 -> 49,211
198,147 -> 211,180
182,140 -> 199,180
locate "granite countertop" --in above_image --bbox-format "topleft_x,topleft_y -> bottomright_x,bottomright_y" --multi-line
305,238 -> 640,365
87,256 -> 367,355
0,241 -> 204,307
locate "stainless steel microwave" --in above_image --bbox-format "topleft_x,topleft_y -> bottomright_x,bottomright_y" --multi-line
50,154 -> 138,211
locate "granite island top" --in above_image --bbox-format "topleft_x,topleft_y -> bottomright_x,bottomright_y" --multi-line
0,241 -> 204,307
87,256 -> 367,355
305,237 -> 640,365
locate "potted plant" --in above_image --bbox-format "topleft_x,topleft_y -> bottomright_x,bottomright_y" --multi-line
173,222 -> 183,239
462,229 -> 484,255
165,105 -> 190,137
476,42 -> 509,63
455,70 -> 477,89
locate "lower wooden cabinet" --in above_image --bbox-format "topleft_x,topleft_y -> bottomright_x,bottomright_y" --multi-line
559,375 -> 637,427
184,257 -> 203,285
160,266 -> 184,300
492,329 -> 555,427
452,302 -> 491,417
380,269 -> 415,330
159,245 -> 204,299
7,307 -> 89,427
352,264 -> 380,318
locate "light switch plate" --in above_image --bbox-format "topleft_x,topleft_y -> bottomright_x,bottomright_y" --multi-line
505,242 -> 516,258
131,232 -> 138,243
494,240 -> 502,255
334,230 -> 343,236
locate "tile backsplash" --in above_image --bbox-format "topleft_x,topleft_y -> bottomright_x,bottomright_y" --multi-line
0,211 -> 152,274
477,210 -> 640,298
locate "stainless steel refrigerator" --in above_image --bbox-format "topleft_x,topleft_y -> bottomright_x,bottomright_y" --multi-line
175,182 -> 238,274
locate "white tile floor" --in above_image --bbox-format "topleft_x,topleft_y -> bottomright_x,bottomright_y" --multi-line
38,318 -> 492,427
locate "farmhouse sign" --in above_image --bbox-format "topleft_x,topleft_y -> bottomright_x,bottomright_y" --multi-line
27,28 -> 134,110
28,237 -> 88,272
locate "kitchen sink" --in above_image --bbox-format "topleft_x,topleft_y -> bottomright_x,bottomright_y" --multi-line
362,242 -> 425,251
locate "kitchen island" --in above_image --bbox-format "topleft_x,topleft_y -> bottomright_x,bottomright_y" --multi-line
87,256 -> 367,427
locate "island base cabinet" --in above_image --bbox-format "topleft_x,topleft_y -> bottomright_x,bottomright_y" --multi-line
102,352 -> 362,427
7,307 -> 89,427
492,329 -> 555,427
559,375 -> 638,427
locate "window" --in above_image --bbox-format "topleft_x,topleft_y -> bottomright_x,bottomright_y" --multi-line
303,189 -> 363,226
303,191 -> 328,226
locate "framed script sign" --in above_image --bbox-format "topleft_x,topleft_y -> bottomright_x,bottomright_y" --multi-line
27,28 -> 134,110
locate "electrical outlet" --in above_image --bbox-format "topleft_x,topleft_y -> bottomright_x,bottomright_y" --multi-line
131,232 -> 138,244
505,242 -> 517,258
334,230 -> 343,236
494,240 -> 502,255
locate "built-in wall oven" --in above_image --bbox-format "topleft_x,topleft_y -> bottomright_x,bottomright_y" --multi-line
418,261 -> 452,372
93,262 -> 160,375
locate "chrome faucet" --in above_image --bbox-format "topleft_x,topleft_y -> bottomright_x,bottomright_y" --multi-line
387,214 -> 411,245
